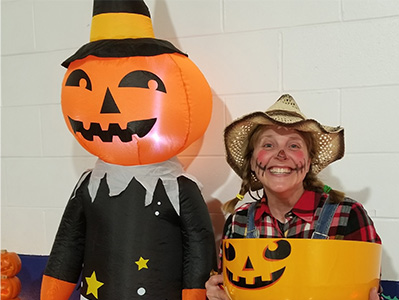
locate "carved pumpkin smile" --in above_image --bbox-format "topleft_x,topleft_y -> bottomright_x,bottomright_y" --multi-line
225,266 -> 285,289
68,116 -> 156,142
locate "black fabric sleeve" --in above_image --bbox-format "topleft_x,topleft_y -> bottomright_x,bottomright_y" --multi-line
178,176 -> 217,289
44,175 -> 88,283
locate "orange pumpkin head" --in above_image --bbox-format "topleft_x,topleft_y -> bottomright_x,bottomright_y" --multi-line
61,52 -> 211,166
1,275 -> 21,300
223,238 -> 381,300
1,250 -> 21,278
60,0 -> 212,166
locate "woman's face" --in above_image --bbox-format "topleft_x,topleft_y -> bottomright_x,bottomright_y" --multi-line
250,126 -> 311,198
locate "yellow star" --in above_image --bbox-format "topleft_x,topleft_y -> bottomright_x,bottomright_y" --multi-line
85,271 -> 104,299
135,257 -> 149,270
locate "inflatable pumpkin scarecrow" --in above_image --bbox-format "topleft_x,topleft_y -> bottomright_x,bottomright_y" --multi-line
41,1 -> 216,299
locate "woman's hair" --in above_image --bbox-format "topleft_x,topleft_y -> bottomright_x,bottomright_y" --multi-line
222,125 -> 345,214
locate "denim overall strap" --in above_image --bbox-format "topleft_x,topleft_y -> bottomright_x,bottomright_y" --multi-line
311,196 -> 339,239
246,202 -> 259,238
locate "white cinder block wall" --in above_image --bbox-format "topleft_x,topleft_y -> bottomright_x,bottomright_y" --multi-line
1,0 -> 399,282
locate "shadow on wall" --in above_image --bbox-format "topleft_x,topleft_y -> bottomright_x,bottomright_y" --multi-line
320,167 -> 372,205
151,0 -> 178,42
176,88 -> 232,251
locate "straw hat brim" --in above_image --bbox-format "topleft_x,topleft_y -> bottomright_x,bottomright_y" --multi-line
224,111 -> 345,191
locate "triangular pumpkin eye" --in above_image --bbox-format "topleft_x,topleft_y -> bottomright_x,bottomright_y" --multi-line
65,69 -> 92,91
119,70 -> 166,93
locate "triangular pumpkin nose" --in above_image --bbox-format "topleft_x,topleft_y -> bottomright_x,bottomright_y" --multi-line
243,256 -> 254,271
101,88 -> 120,113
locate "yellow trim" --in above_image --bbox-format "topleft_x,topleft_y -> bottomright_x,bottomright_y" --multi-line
90,13 -> 155,42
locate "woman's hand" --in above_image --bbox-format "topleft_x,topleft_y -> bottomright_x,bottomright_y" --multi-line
205,274 -> 229,300
369,287 -> 381,300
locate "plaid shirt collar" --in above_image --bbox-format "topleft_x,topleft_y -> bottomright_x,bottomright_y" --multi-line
254,190 -> 324,223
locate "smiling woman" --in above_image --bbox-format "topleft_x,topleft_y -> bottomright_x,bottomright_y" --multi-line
205,94 -> 382,300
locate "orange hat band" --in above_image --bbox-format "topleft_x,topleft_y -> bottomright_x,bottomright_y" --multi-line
90,13 -> 155,42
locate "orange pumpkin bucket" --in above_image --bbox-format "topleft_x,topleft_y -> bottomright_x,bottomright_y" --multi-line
222,238 -> 381,300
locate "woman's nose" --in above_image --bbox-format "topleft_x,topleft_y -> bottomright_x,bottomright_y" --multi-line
277,149 -> 287,159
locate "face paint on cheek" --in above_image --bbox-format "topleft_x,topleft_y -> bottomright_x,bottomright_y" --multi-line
257,150 -> 271,166
254,149 -> 270,176
292,151 -> 309,173
293,160 -> 306,173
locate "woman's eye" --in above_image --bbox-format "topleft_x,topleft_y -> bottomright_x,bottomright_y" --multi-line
290,144 -> 300,149
263,143 -> 273,148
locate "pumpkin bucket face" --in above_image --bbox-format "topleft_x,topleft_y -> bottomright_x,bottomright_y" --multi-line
61,53 -> 212,166
223,238 -> 381,300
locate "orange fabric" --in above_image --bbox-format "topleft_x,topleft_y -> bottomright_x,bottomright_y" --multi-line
40,275 -> 76,300
182,288 -> 206,300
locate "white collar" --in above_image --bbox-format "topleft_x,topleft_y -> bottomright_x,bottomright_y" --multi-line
80,157 -> 201,216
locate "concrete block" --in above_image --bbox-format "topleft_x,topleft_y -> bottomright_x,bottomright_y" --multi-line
343,0 -> 399,20
1,50 -> 70,106
2,106 -> 42,157
178,30 -> 280,95
283,18 -> 399,90
2,157 -> 96,208
1,1 -> 35,55
34,0 -> 92,52
225,0 -> 340,32
147,0 -> 222,39
1,207 -> 47,254
319,153 -> 399,218
342,86 -> 399,153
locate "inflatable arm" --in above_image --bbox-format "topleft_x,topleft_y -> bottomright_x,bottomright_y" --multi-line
41,184 -> 86,300
179,177 -> 217,300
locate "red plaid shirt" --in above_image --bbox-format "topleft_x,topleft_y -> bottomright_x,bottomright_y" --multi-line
223,190 -> 381,243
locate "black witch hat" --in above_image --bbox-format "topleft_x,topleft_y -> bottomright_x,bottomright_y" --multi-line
62,0 -> 186,68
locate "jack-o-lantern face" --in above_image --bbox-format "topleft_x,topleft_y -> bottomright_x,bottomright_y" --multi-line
1,275 -> 21,299
61,53 -> 212,166
223,238 -> 382,300
224,239 -> 291,290
1,250 -> 21,278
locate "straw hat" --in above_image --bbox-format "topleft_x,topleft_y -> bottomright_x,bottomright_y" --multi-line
224,94 -> 345,190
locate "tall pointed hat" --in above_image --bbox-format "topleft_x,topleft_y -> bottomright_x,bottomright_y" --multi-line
62,0 -> 185,67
